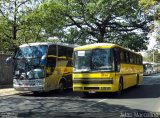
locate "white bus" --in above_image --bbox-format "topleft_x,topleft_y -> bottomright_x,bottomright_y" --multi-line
6,42 -> 74,94
143,62 -> 153,76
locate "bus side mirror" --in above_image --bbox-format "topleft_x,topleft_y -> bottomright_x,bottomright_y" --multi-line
5,56 -> 14,65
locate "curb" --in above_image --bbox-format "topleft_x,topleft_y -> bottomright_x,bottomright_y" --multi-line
0,88 -> 18,97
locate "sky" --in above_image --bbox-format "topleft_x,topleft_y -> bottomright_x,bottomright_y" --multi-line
147,21 -> 160,51
148,36 -> 157,50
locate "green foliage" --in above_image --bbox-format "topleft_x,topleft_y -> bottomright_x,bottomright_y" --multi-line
29,0 -> 150,51
139,0 -> 160,43
139,0 -> 157,9
139,0 -> 160,24
143,49 -> 160,63
0,0 -> 154,52
0,0 -> 66,51
0,0 -> 34,51
22,1 -> 65,44
53,0 -> 151,51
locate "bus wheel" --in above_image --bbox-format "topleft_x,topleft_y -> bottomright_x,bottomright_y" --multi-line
58,80 -> 65,92
117,79 -> 123,95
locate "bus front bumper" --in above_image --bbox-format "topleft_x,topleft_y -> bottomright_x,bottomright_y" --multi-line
13,79 -> 45,92
73,85 -> 117,93
14,86 -> 44,92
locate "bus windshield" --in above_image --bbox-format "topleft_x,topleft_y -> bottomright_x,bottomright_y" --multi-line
74,49 -> 114,72
15,45 -> 48,69
16,45 -> 48,58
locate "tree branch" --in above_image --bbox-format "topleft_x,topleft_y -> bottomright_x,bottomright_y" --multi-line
66,14 -> 83,29
17,0 -> 30,8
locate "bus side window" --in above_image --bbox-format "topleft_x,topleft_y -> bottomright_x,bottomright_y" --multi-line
47,57 -> 56,67
140,56 -> 143,65
125,51 -> 130,63
58,45 -> 66,57
138,56 -> 142,65
66,47 -> 73,67
67,47 -> 73,58
47,45 -> 57,67
113,48 -> 120,72
120,50 -> 125,63
48,45 -> 57,55
130,53 -> 133,64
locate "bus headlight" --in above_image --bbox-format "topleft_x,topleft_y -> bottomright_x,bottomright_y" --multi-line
15,71 -> 20,75
13,79 -> 18,85
35,79 -> 44,86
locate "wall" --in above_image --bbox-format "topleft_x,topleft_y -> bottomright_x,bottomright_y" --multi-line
0,53 -> 13,88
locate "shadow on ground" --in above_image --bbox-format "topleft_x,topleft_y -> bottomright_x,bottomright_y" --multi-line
0,94 -> 152,118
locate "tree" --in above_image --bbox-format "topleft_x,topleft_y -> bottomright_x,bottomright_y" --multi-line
15,0 -> 66,44
40,0 -> 151,51
143,49 -> 160,63
139,0 -> 160,48
0,0 -> 43,51
33,1 -> 66,40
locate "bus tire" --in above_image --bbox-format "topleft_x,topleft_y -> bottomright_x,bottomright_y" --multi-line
117,78 -> 123,95
58,79 -> 65,92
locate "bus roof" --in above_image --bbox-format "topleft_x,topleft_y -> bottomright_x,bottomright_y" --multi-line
19,42 -> 75,48
74,43 -> 116,50
74,43 -> 141,55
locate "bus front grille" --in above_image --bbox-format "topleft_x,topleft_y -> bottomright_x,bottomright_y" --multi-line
73,79 -> 113,84
84,87 -> 99,90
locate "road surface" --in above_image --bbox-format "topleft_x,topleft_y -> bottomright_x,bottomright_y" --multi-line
0,73 -> 160,118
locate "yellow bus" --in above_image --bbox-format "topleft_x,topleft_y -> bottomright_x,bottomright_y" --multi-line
6,42 -> 74,94
73,43 -> 143,95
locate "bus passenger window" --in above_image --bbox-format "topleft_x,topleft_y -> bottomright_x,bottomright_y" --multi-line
58,46 -> 65,57
120,50 -> 125,63
130,53 -> 134,64
46,57 -> 56,67
48,45 -> 57,55
67,48 -> 73,58
113,48 -> 120,72
125,52 -> 130,63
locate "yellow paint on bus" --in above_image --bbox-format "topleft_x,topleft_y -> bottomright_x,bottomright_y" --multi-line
73,43 -> 143,94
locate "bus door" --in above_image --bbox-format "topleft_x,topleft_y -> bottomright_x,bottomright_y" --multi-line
45,45 -> 58,90
56,45 -> 72,88
113,48 -> 124,89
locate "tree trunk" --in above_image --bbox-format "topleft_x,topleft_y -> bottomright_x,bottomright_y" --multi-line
13,26 -> 17,40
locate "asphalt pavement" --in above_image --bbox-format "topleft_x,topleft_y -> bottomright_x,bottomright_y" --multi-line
0,73 -> 160,118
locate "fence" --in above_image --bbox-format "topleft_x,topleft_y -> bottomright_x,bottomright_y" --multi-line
0,52 -> 13,88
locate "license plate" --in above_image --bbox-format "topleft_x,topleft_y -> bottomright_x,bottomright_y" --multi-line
89,90 -> 96,93
24,88 -> 28,90
23,80 -> 35,86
